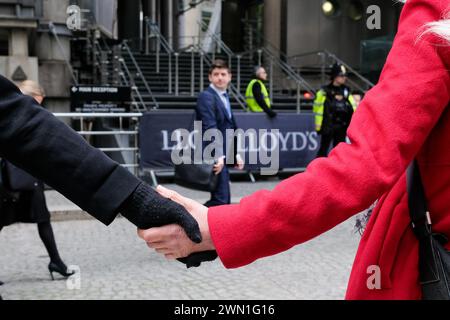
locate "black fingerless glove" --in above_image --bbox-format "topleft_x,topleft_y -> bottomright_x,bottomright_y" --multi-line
178,251 -> 218,268
120,182 -> 202,243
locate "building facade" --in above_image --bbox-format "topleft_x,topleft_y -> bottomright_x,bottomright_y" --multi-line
0,0 -> 403,113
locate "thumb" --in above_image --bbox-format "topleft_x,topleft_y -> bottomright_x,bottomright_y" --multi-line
156,185 -> 198,211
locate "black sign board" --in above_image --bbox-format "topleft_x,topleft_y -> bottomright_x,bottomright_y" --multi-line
70,86 -> 132,113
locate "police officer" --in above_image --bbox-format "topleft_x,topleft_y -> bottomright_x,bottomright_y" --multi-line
313,63 -> 357,158
245,66 -> 277,118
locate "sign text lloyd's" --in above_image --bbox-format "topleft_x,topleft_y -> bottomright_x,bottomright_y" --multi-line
139,111 -> 319,171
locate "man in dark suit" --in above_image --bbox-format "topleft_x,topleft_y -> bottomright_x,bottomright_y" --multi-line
0,74 -> 207,282
196,60 -> 244,207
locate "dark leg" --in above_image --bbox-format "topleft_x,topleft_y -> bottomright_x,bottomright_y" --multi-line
204,167 -> 231,207
38,221 -> 74,278
316,132 -> 333,158
332,127 -> 348,148
37,221 -> 62,264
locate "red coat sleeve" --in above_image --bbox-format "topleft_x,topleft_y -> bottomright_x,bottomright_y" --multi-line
208,0 -> 450,269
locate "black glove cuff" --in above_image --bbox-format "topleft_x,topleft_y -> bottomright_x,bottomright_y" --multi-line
178,251 -> 219,268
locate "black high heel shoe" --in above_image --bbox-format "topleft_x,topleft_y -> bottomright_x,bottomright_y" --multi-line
48,261 -> 75,280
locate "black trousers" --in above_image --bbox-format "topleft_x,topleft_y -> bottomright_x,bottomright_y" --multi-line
316,126 -> 348,158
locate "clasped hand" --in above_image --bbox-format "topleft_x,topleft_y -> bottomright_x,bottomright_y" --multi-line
138,186 -> 217,267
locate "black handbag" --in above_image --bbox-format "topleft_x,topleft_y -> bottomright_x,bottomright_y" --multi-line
407,160 -> 450,300
174,161 -> 219,192
0,171 -> 21,227
0,160 -> 39,191
173,105 -> 221,192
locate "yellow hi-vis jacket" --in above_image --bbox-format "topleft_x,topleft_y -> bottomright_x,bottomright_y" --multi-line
313,88 -> 357,132
245,79 -> 271,112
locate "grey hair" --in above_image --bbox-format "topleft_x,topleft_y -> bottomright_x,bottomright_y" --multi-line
254,66 -> 265,77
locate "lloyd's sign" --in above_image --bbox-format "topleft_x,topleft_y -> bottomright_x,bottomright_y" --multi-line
139,111 -> 319,173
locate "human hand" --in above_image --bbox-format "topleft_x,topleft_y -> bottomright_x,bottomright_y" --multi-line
138,186 -> 217,264
235,154 -> 245,170
121,183 -> 202,243
213,157 -> 225,175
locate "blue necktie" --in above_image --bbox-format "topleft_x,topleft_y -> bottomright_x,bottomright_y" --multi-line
223,93 -> 232,119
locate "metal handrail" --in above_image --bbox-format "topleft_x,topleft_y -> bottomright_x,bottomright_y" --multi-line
288,50 -> 325,60
260,47 -> 316,93
198,20 -> 234,67
48,22 -> 79,85
145,18 -> 174,54
324,50 -> 375,89
198,25 -> 315,112
121,40 -> 159,110
289,50 -> 375,91
168,36 -> 202,51
144,18 -> 174,93
92,38 -> 111,84
243,26 -> 289,62
54,113 -> 143,176
241,30 -> 373,92
199,21 -> 234,56
118,58 -> 147,112
54,113 -> 143,117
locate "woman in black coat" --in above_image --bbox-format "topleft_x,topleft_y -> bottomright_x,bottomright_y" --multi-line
0,80 -> 74,281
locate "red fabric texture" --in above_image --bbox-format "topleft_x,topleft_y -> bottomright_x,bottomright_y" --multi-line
207,0 -> 450,300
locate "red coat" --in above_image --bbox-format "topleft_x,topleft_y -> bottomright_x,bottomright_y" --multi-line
207,0 -> 450,300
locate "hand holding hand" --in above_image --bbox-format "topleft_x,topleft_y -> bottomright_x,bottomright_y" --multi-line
121,183 -> 202,243
138,186 -> 217,266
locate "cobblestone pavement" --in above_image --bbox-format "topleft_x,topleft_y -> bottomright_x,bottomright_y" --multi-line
0,180 -> 361,300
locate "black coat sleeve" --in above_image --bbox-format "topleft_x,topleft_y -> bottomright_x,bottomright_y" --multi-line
0,75 -> 140,225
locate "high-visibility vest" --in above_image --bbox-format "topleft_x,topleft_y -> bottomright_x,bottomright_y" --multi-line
313,87 -> 357,132
245,79 -> 271,112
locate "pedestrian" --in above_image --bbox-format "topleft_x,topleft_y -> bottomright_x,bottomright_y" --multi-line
0,72 -> 205,298
195,59 -> 244,207
140,0 -> 450,300
0,80 -> 75,280
313,63 -> 357,157
245,66 -> 277,118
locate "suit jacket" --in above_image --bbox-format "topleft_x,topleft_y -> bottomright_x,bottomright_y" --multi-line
195,86 -> 238,162
0,75 -> 140,225
207,0 -> 450,299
